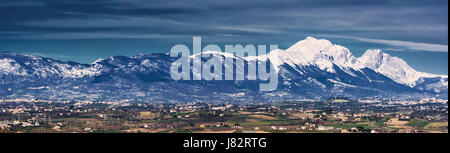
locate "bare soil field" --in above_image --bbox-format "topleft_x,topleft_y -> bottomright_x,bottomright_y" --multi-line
248,115 -> 277,120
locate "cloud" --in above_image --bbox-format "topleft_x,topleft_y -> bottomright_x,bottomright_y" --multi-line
3,31 -> 191,40
0,0 -> 448,46
319,34 -> 448,52
0,1 -> 45,7
22,16 -> 174,28
0,0 -> 447,74
1,0 -> 446,42
215,26 -> 285,34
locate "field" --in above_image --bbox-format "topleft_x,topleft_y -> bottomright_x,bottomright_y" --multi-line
406,119 -> 429,128
1,100 -> 447,133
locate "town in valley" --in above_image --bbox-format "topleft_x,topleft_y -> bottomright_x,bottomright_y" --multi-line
0,97 -> 447,133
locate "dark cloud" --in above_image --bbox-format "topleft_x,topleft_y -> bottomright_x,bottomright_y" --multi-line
0,0 -> 447,74
0,0 -> 446,42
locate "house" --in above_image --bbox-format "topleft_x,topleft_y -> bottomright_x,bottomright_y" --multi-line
233,124 -> 241,129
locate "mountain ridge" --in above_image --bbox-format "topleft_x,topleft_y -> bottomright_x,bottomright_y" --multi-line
0,37 -> 447,102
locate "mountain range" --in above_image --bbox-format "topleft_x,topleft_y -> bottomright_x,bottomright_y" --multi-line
0,37 -> 447,103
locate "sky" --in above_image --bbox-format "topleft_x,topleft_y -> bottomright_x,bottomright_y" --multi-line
0,0 -> 448,74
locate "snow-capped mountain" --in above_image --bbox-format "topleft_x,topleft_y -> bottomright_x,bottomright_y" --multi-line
246,37 -> 360,73
0,52 -> 99,78
248,37 -> 447,90
0,37 -> 447,102
357,49 -> 447,88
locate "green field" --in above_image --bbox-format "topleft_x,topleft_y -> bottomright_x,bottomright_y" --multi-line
425,122 -> 448,129
329,124 -> 372,129
406,119 -> 429,128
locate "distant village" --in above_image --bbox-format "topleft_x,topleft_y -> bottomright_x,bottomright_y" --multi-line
0,97 -> 447,133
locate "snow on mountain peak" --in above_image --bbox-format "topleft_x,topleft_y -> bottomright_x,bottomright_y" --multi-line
357,49 -> 447,86
178,37 -> 359,74
92,58 -> 104,64
199,51 -> 238,59
289,36 -> 333,50
0,52 -> 100,78
265,37 -> 359,73
358,49 -> 386,68
268,37 -> 446,87
0,58 -> 27,75
1,37 -> 446,89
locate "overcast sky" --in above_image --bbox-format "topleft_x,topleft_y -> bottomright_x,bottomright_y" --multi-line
0,0 -> 448,74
